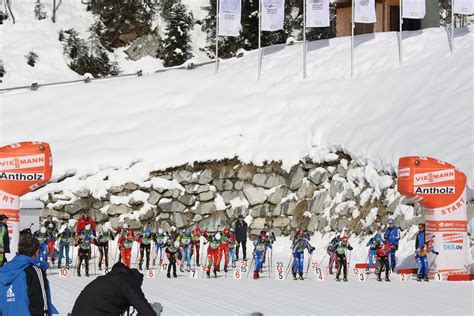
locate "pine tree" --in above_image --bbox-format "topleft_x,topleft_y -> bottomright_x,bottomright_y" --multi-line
34,0 -> 47,20
161,1 -> 193,67
93,0 -> 156,49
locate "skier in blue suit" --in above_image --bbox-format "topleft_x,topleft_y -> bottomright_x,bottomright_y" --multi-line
252,231 -> 272,280
366,231 -> 383,272
416,237 -> 439,281
291,231 -> 314,280
384,219 -> 400,271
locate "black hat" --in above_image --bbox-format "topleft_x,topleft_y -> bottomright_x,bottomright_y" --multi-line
0,214 -> 8,221
238,215 -> 244,219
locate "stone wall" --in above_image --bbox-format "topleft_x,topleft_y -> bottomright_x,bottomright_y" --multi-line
39,153 -> 423,236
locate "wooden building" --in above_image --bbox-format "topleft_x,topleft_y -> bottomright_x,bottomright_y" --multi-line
334,0 -> 441,37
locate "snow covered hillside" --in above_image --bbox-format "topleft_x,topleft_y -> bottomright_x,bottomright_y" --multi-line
0,0 -> 211,88
1,26 -> 473,196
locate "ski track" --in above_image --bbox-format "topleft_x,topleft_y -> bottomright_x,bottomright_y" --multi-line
48,251 -> 473,316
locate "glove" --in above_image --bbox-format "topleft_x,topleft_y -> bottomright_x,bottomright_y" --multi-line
151,302 -> 163,315
311,246 -> 316,251
434,251 -> 439,255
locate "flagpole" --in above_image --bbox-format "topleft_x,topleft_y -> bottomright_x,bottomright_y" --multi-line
351,0 -> 355,77
451,0 -> 454,54
303,0 -> 307,79
399,0 -> 403,64
258,0 -> 262,80
215,0 -> 220,74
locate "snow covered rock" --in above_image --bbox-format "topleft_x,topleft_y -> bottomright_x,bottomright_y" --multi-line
308,168 -> 328,185
243,184 -> 267,206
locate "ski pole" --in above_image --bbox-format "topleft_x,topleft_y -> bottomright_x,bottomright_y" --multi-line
305,252 -> 314,278
285,255 -> 294,280
93,244 -> 97,276
269,248 -> 273,278
428,254 -> 438,276
246,256 -> 254,279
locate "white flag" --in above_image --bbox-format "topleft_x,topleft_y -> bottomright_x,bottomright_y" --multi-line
454,0 -> 474,15
261,0 -> 285,31
402,0 -> 426,19
354,0 -> 376,24
306,0 -> 330,28
218,0 -> 242,37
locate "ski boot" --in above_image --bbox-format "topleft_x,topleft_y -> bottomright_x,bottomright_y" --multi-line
139,265 -> 143,271
385,277 -> 391,282
146,265 -> 150,270
417,274 -> 423,282
85,271 -> 90,277
293,272 -> 298,280
213,270 -> 218,278
424,277 -> 429,282
180,266 -> 184,273
58,263 -> 61,269
206,271 -> 211,278
167,272 -> 171,278
343,277 -> 348,282
377,275 -> 382,282
173,272 -> 177,278
224,266 -> 228,273
98,264 -> 102,271
336,276 -> 340,282
66,264 -> 70,270
232,261 -> 236,269
299,273 -> 304,281
253,272 -> 259,280
77,270 -> 81,277
329,269 -> 333,275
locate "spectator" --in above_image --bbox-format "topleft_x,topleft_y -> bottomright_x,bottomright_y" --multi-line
0,233 -> 58,315
0,215 -> 10,267
384,219 -> 400,272
234,215 -> 248,261
71,262 -> 159,315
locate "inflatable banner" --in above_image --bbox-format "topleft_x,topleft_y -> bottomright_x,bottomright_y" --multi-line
354,0 -> 376,24
454,0 -> 474,15
261,0 -> 285,31
398,157 -> 468,276
306,0 -> 330,28
0,142 -> 52,259
218,0 -> 242,37
402,0 -> 426,19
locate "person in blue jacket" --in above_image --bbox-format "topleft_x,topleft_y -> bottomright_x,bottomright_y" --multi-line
416,237 -> 439,281
291,232 -> 315,280
384,219 -> 400,271
366,231 -> 383,272
415,223 -> 426,251
252,231 -> 272,280
0,233 -> 58,315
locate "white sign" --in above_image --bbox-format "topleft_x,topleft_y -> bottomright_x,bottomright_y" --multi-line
275,261 -> 285,280
218,0 -> 242,37
146,269 -> 156,278
403,0 -> 426,19
233,269 -> 242,279
190,270 -> 199,279
306,0 -> 330,28
0,154 -> 45,171
59,268 -> 69,278
354,0 -> 376,24
398,273 -> 409,282
454,0 -> 474,14
357,272 -> 369,282
261,0 -> 285,31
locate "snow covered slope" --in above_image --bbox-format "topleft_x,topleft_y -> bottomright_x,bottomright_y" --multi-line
0,0 -> 211,88
1,26 -> 472,196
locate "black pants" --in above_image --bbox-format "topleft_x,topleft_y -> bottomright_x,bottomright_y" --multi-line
139,244 -> 151,269
336,255 -> 347,279
98,242 -> 109,268
376,256 -> 390,279
167,256 -> 177,276
236,240 -> 247,260
78,248 -> 91,273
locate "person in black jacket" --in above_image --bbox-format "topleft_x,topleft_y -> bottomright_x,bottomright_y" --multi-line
233,215 -> 248,261
71,262 -> 158,316
0,215 -> 10,267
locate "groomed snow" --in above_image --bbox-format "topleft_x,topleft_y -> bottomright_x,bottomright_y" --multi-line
1,26 -> 473,200
47,234 -> 473,315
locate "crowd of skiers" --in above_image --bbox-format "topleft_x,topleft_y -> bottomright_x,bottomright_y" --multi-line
26,210 -> 440,283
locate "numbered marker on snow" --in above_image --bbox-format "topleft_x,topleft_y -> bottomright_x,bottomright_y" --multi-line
234,270 -> 242,280
435,273 -> 444,282
398,274 -> 408,282
358,273 -> 368,282
146,269 -> 155,279
353,268 -> 359,275
190,270 -> 199,279
59,268 -> 69,278
311,262 -> 319,270
161,264 -> 168,271
315,271 -> 325,282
